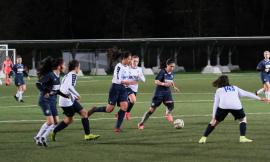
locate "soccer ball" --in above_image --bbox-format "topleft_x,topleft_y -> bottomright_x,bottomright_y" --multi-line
173,119 -> 184,129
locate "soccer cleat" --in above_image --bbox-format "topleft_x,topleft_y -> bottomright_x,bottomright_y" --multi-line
255,90 -> 258,96
125,112 -> 131,120
84,134 -> 100,140
165,114 -> 174,123
40,137 -> 48,147
198,136 -> 207,144
137,123 -> 144,130
50,132 -> 56,142
239,136 -> 253,143
14,95 -> 18,102
19,100 -> 24,103
34,136 -> 40,145
114,128 -> 122,133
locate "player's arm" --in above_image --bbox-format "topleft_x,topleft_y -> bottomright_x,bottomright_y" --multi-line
237,87 -> 263,100
36,74 -> 51,94
154,70 -> 172,87
138,68 -> 146,82
171,82 -> 180,92
212,91 -> 220,118
68,74 -> 80,100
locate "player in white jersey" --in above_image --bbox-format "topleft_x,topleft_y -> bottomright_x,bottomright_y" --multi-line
88,53 -> 137,132
199,75 -> 267,144
115,55 -> 145,132
50,60 -> 100,141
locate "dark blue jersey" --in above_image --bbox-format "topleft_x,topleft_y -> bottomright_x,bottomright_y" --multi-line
36,71 -> 67,100
12,64 -> 26,79
155,69 -> 174,92
257,60 -> 270,75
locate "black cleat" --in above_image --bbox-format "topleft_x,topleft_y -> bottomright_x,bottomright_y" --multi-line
255,90 -> 258,96
14,95 -> 18,102
40,137 -> 48,147
20,100 -> 24,103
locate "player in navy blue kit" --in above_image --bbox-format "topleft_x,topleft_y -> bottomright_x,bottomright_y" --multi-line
256,51 -> 270,99
12,56 -> 30,102
138,59 -> 180,130
34,57 -> 68,147
87,53 -> 137,132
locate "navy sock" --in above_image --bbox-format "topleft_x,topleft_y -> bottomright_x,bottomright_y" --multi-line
115,109 -> 126,129
240,122 -> 246,136
127,102 -> 134,113
88,106 -> 106,117
95,106 -> 106,112
203,124 -> 215,137
53,121 -> 68,134
81,118 -> 90,135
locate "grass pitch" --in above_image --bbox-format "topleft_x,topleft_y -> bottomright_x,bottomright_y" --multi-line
0,73 -> 269,162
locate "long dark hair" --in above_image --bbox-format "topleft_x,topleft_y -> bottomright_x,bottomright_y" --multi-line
37,56 -> 64,79
212,75 -> 230,88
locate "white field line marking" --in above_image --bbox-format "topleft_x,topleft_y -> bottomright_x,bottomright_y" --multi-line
0,112 -> 270,123
0,99 -> 257,108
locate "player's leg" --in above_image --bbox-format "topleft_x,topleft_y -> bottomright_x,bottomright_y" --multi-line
264,82 -> 270,99
231,109 -> 252,142
88,85 -> 118,117
125,93 -> 136,120
14,86 -> 20,102
115,101 -> 128,132
199,108 -> 227,144
18,84 -> 26,102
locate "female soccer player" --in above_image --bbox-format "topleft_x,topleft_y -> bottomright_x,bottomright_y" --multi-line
34,57 -> 68,147
2,56 -> 13,86
138,58 -> 180,130
87,53 -> 136,130
51,60 -> 100,141
12,56 -> 29,102
198,75 -> 266,144
256,50 -> 270,99
115,55 -> 145,132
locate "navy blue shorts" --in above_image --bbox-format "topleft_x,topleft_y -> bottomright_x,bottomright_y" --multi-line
151,90 -> 173,108
126,88 -> 137,96
260,73 -> 270,84
15,77 -> 25,86
39,96 -> 58,116
108,83 -> 128,106
61,101 -> 83,117
215,107 -> 246,122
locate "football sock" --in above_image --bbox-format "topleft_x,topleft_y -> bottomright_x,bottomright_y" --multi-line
115,109 -> 126,129
140,111 -> 152,124
36,122 -> 49,137
240,122 -> 246,136
257,88 -> 264,95
41,124 -> 54,139
53,121 -> 68,134
81,118 -> 90,135
203,124 -> 215,137
127,102 -> 134,113
16,91 -> 19,98
94,106 -> 106,112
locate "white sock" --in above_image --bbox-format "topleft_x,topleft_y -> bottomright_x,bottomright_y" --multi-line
36,123 -> 49,138
41,124 -> 54,139
18,91 -> 23,101
16,91 -> 20,98
265,91 -> 270,99
257,88 -> 264,95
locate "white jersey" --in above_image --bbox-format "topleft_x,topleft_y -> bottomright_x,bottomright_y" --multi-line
128,66 -> 145,92
212,85 -> 260,117
59,71 -> 80,107
112,63 -> 130,84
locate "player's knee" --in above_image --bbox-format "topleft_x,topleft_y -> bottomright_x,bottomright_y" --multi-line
64,117 -> 73,124
165,102 -> 174,111
239,117 -> 247,123
149,107 -> 155,113
106,105 -> 114,113
80,110 -> 88,118
210,119 -> 219,126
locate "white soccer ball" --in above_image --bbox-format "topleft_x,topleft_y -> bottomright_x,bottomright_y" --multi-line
173,119 -> 184,129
